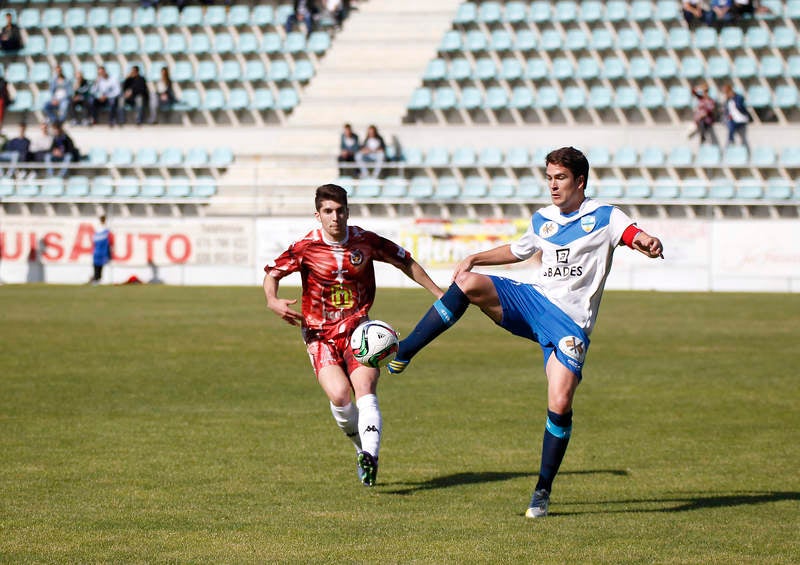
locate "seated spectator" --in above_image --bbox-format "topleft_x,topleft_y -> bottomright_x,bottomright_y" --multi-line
121,65 -> 149,126
0,123 -> 30,178
355,125 -> 386,179
28,123 -> 53,174
337,123 -> 360,177
45,122 -> 79,178
732,0 -> 771,18
0,73 -> 9,130
682,0 -> 711,26
325,0 -> 350,28
285,0 -> 318,38
69,71 -> 92,125
710,0 -> 734,26
688,82 -> 719,147
43,65 -> 73,125
149,67 -> 176,124
90,65 -> 122,127
0,12 -> 22,52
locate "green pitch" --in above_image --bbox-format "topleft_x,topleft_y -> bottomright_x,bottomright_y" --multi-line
1,285 -> 798,563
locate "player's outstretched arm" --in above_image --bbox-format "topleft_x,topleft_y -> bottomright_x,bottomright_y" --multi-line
631,231 -> 664,259
263,274 -> 304,326
452,244 -> 520,281
400,258 -> 444,299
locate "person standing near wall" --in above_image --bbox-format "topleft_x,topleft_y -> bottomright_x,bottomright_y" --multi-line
90,215 -> 114,285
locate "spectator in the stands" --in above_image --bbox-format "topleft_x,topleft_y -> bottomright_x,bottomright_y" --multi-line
69,70 -> 92,126
732,0 -> 771,19
90,65 -> 122,127
355,125 -> 386,179
0,73 -> 9,130
0,123 -> 31,178
149,67 -> 176,124
121,65 -> 150,126
710,0 -> 734,26
28,123 -> 54,173
285,0 -> 318,38
0,12 -> 22,52
45,122 -> 79,178
43,65 -> 73,125
338,123 -> 360,177
688,82 -> 719,147
722,83 -> 751,156
326,0 -> 350,28
682,0 -> 711,26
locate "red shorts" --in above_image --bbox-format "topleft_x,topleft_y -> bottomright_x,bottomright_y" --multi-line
305,332 -> 363,377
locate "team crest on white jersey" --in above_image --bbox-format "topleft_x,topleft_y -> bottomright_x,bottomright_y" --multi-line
539,221 -> 559,238
558,336 -> 586,362
580,215 -> 596,233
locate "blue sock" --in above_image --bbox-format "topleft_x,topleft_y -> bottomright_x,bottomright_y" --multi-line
535,409 -> 573,493
396,282 -> 470,361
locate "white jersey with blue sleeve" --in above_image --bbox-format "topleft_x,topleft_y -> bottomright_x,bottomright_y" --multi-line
509,198 -> 635,335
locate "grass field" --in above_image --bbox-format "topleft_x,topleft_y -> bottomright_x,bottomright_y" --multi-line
1,285 -> 798,563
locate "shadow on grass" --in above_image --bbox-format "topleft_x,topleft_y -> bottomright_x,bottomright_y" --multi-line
555,491 -> 800,516
384,469 -> 628,495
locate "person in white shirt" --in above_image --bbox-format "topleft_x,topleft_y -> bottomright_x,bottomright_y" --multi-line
90,65 -> 122,127
354,124 -> 386,179
387,146 -> 664,518
722,83 -> 751,156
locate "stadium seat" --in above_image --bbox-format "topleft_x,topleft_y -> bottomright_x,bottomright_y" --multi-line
451,147 -> 477,167
134,7 -> 156,27
292,60 -> 315,83
66,176 -> 90,198
668,146 -> 693,167
528,1 -> 551,23
577,57 -> 600,81
630,1 -> 654,21
382,177 -> 407,198
408,177 -> 434,199
655,0 -> 680,20
268,60 -> 291,82
226,88 -> 249,111
284,32 -> 307,55
602,57 -> 626,81
504,147 -> 530,168
500,58 -> 523,82
745,27 -> 770,50
454,2 -> 478,26
308,32 -> 331,55
706,56 -> 730,80
750,146 -> 776,167
87,7 -> 109,28
605,1 -> 629,21
539,30 -> 563,52
554,1 -> 578,22
192,177 -> 217,198
759,56 -> 784,80
18,9 -> 41,29
111,147 -> 134,167
747,85 -> 772,108
433,177 -> 461,200
535,87 -> 559,110
408,88 -> 432,111
261,32 -> 283,55
654,56 -> 678,80
775,85 -> 799,109
277,89 -> 299,112
765,179 -> 793,200
432,87 -> 457,111
251,5 -> 275,26
135,147 -> 159,167
696,145 -> 721,167
525,58 -> 548,82
510,86 -> 534,111
490,29 -> 513,52
141,177 -> 166,198
158,147 -> 183,168
210,147 -> 234,168
424,147 -> 450,168
737,181 -> 762,199
473,58 -> 496,82
628,57 -> 651,81
588,86 -> 612,110
668,27 -> 691,51
640,147 -> 666,167
772,26 -> 796,50
462,176 -> 488,198
694,27 -> 717,50
423,59 -> 447,83
65,8 -> 87,29
253,89 -> 275,111
220,60 -> 243,82
720,27 -> 744,50
189,33 -> 211,54
642,27 -> 666,51
489,178 -> 516,198
732,56 -> 757,80
478,147 -> 504,168
514,29 -> 537,53
614,87 -> 639,110
116,176 -> 140,198
439,31 -> 463,53
214,33 -> 236,55
680,56 -> 705,80
552,57 -> 573,81
517,176 -> 542,198
503,2 -> 528,24
227,5 -> 250,27
563,86 -> 586,110
465,30 -> 488,53
708,181 -> 735,200
204,5 -> 227,27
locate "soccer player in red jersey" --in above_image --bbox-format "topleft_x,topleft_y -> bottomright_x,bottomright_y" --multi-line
264,183 -> 442,485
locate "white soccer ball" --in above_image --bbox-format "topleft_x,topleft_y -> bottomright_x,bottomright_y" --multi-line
350,320 -> 399,368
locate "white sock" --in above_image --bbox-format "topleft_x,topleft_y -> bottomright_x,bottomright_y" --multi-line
330,401 -> 361,451
356,394 -> 382,459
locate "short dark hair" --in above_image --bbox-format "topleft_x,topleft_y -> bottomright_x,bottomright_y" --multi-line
546,146 -> 589,186
314,183 -> 348,211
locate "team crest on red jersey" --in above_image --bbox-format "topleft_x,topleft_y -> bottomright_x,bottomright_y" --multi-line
350,249 -> 364,266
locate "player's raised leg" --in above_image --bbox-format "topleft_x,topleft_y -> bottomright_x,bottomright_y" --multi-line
527,353 -> 579,518
389,274 -> 501,374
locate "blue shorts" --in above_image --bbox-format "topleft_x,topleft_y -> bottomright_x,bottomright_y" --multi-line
490,275 -> 589,380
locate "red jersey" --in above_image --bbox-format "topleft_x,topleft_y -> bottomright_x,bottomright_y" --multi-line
265,225 -> 412,339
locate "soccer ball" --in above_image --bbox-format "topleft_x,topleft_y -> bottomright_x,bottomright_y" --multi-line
350,320 -> 399,368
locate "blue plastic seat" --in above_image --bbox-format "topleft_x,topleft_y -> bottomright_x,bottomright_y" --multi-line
580,1 -> 604,22
277,88 -> 299,111
750,146 -> 776,166
433,177 -> 461,200
488,178 -> 515,198
772,26 -> 797,50
614,146 -> 638,167
789,56 -> 800,79
87,7 -> 109,28
554,0 -> 578,22
189,33 -> 211,54
158,5 -> 180,27
616,28 -> 640,51
268,60 -> 291,82
424,147 -> 450,168
535,86 -> 559,110
210,147 -> 234,168
65,8 -> 86,29
261,32 -> 283,55
539,30 -> 563,52
439,31 -> 462,53
655,0 -> 680,20
172,61 -> 194,82
565,29 -> 588,52
588,86 -> 612,109
775,85 -> 799,109
696,145 -> 721,167
203,89 -> 225,112
525,58 -> 548,81
141,177 -> 166,198
66,176 -> 90,198
504,2 -> 528,24
747,85 -> 772,108
251,5 -> 274,26
87,147 -> 109,166
196,60 -> 218,82
451,147 -> 477,167
226,89 -> 249,111
111,147 -> 134,167
227,5 -> 250,27
465,30 -> 488,52
448,58 -> 472,82
551,57 -> 573,81
765,179 -> 793,200
253,88 -> 275,110
590,28 -> 614,52
759,56 -> 784,79
732,56 -> 757,79
18,8 -> 41,29
668,27 -> 691,50
164,33 -> 186,54
30,62 -> 51,84
737,181 -> 763,199
179,5 -> 204,27
724,145 -> 749,166
423,59 -> 447,83
42,7 -> 63,28
563,86 -> 586,109
624,180 -> 650,198
602,57 -> 626,81
745,26 -> 770,50
184,147 -> 209,167
116,176 -> 140,198
408,177 -> 434,199
158,147 -> 184,167
680,178 -> 707,199
292,60 -> 315,83
651,182 -> 679,199
458,87 -> 482,111
631,0 -> 653,21
668,146 -> 693,167
134,7 -> 156,27
94,33 -> 116,56
528,1 -> 551,23
433,87 -> 457,111
381,177 -> 407,198
204,5 -> 227,27
308,31 -> 331,55
680,56 -> 705,80
118,33 -> 139,55
517,176 -> 542,198
513,29 -> 537,53
462,176 -> 488,198
214,33 -> 236,55
628,57 -> 651,80
708,181 -> 735,200
220,60 -> 242,82
614,87 -> 639,109
577,57 -> 600,81
642,28 -> 666,51
454,2 -> 478,25
192,177 -> 217,198
605,1 -> 628,21
640,147 -> 665,167
473,58 -> 496,81
408,88 -> 432,111
500,58 -> 523,82
667,86 -> 691,109
510,87 -> 534,109
654,56 -> 678,80
284,32 -> 307,54
490,29 -> 513,52
694,27 -> 717,50
720,27 -> 744,50
135,147 -> 159,167
504,147 -> 530,168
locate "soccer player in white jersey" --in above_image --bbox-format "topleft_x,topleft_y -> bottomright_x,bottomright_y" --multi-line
387,146 -> 663,517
